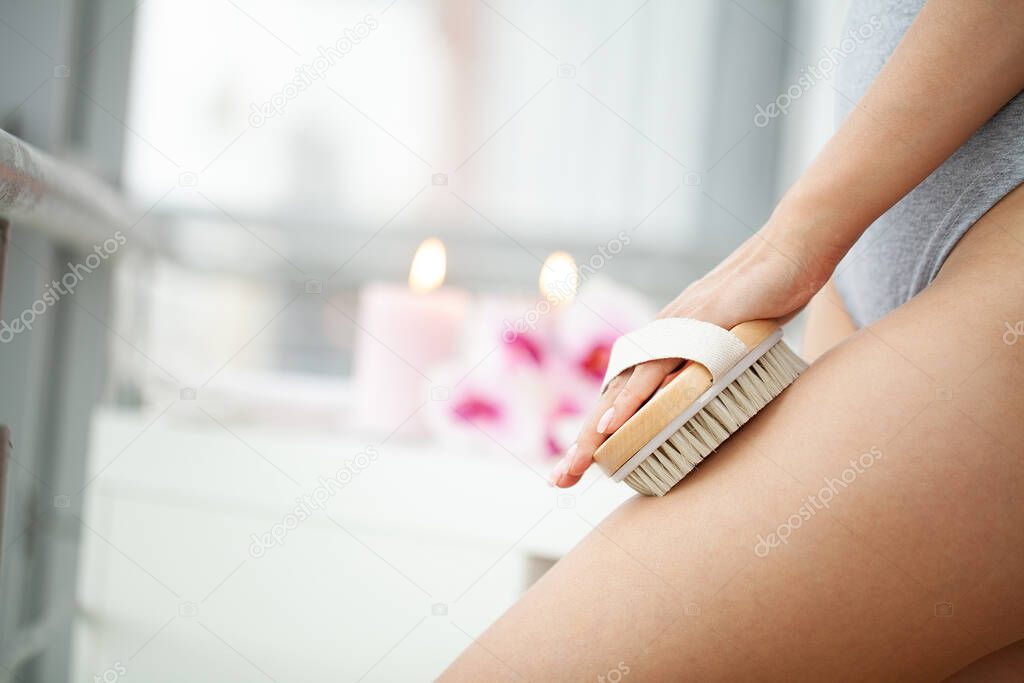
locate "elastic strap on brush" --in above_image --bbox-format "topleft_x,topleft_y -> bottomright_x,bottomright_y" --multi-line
601,318 -> 749,393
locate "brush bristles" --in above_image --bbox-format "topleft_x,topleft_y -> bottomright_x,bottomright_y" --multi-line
623,341 -> 807,497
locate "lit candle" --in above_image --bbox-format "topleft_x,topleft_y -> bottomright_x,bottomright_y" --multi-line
539,251 -> 579,306
353,238 -> 469,436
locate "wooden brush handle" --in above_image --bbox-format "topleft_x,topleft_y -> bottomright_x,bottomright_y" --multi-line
593,320 -> 780,477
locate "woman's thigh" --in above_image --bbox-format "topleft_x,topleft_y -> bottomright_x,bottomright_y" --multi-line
803,277 -> 859,361
945,638 -> 1024,681
440,189 -> 1024,682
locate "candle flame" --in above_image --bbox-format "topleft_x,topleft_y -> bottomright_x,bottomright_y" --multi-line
539,251 -> 578,305
409,238 -> 447,293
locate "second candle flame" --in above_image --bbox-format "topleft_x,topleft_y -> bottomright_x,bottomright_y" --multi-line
409,238 -> 447,294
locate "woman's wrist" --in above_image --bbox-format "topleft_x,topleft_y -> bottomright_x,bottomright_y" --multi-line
768,171 -> 879,264
762,181 -> 865,280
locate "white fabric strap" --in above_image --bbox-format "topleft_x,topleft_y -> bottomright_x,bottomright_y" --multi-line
601,318 -> 749,393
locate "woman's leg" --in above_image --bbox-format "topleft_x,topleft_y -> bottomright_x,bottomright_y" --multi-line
441,187 -> 1024,682
806,270 -> 1024,683
802,278 -> 858,362
806,271 -> 1024,683
945,639 -> 1024,681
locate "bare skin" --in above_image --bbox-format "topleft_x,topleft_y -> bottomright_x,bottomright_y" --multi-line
805,278 -> 1024,682
946,639 -> 1024,681
441,181 -> 1024,682
802,279 -> 858,363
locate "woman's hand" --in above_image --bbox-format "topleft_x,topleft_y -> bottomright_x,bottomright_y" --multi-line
550,225 -> 836,488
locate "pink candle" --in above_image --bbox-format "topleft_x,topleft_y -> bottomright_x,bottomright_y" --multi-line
353,239 -> 468,435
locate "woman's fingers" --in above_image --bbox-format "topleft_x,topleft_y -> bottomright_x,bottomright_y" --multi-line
658,362 -> 687,390
552,358 -> 679,488
551,371 -> 628,487
600,358 -> 679,435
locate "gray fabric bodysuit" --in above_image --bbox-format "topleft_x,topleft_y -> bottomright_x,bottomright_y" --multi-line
833,0 -> 1024,326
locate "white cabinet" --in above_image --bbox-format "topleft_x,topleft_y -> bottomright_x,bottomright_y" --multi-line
73,408 -> 630,682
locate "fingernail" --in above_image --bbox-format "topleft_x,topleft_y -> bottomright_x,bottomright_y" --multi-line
596,407 -> 615,434
565,443 -> 581,475
548,457 -> 568,486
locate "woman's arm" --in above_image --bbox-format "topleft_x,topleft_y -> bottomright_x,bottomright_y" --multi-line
776,0 -> 1024,261
554,0 -> 1024,487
